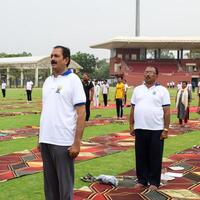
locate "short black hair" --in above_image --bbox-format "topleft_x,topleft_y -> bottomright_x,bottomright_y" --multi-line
146,66 -> 159,75
54,45 -> 71,67
83,73 -> 89,77
182,81 -> 188,85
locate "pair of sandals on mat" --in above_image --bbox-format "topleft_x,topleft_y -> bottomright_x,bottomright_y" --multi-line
81,173 -> 96,183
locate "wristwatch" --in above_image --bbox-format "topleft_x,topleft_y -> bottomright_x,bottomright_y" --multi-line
164,128 -> 168,132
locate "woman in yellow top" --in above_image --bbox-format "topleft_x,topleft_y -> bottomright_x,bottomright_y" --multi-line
115,77 -> 125,119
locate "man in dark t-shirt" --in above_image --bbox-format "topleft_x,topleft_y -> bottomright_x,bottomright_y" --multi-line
82,73 -> 94,121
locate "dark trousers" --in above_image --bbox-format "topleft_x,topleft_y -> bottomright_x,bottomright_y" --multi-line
135,129 -> 164,187
2,89 -> 5,97
116,98 -> 123,118
40,143 -> 74,200
179,107 -> 189,124
26,90 -> 32,101
124,94 -> 127,105
85,100 -> 91,121
103,94 -> 108,106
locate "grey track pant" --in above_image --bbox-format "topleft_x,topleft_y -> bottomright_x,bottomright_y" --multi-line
40,143 -> 74,200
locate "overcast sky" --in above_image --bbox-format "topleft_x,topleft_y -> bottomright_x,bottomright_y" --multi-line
0,0 -> 200,59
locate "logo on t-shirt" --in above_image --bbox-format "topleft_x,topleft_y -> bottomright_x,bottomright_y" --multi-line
56,86 -> 63,93
152,91 -> 156,95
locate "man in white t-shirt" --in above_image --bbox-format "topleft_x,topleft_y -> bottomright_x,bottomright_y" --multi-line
26,80 -> 33,102
101,80 -> 109,106
93,80 -> 100,107
124,79 -> 129,106
187,81 -> 192,91
129,66 -> 170,190
1,80 -> 6,98
198,81 -> 200,114
177,82 -> 182,91
198,81 -> 200,97
38,46 -> 86,200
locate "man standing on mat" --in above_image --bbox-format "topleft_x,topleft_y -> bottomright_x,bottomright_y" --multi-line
197,81 -> 200,114
82,73 -> 94,121
38,46 -> 86,200
1,80 -> 6,98
101,80 -> 109,106
115,77 -> 125,119
93,80 -> 100,108
129,66 -> 170,190
26,79 -> 33,102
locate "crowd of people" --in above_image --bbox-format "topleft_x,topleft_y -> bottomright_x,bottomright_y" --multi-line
81,74 -> 129,121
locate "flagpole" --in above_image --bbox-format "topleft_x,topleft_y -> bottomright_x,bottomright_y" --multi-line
135,0 -> 140,37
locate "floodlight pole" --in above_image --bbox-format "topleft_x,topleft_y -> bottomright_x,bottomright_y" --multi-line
135,0 -> 140,37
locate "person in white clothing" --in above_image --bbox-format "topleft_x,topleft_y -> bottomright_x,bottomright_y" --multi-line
129,66 -> 170,190
38,46 -> 86,200
177,82 -> 182,91
93,80 -> 100,107
1,80 -> 6,98
124,79 -> 129,106
26,80 -> 33,102
101,80 -> 109,106
197,81 -> 200,114
187,81 -> 192,91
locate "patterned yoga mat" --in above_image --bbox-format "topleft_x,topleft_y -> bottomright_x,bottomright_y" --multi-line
0,117 -> 128,142
86,117 -> 128,127
0,111 -> 40,117
1,119 -> 199,142
0,132 -> 134,182
171,106 -> 199,114
0,126 -> 39,141
74,146 -> 200,200
0,120 -> 199,182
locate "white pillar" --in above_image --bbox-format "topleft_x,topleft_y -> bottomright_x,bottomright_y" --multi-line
20,68 -> 24,87
35,67 -> 38,87
7,68 -> 10,87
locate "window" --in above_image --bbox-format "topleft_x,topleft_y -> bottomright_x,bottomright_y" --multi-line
131,54 -> 137,60
125,54 -> 130,60
117,54 -> 122,59
114,63 -> 121,72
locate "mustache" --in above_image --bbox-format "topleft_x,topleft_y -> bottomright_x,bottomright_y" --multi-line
51,60 -> 57,65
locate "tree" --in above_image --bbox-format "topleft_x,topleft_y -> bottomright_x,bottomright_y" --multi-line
92,59 -> 109,80
71,52 -> 97,75
0,52 -> 32,58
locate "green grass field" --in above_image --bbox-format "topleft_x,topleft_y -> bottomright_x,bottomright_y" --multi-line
0,87 -> 199,200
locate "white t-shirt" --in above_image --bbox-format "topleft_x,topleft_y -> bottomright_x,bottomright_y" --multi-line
131,84 -> 170,130
187,83 -> 192,91
26,81 -> 33,90
198,82 -> 200,93
177,83 -> 182,91
94,84 -> 100,97
124,83 -> 129,92
1,83 -> 6,89
102,83 -> 109,94
39,71 -> 86,146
